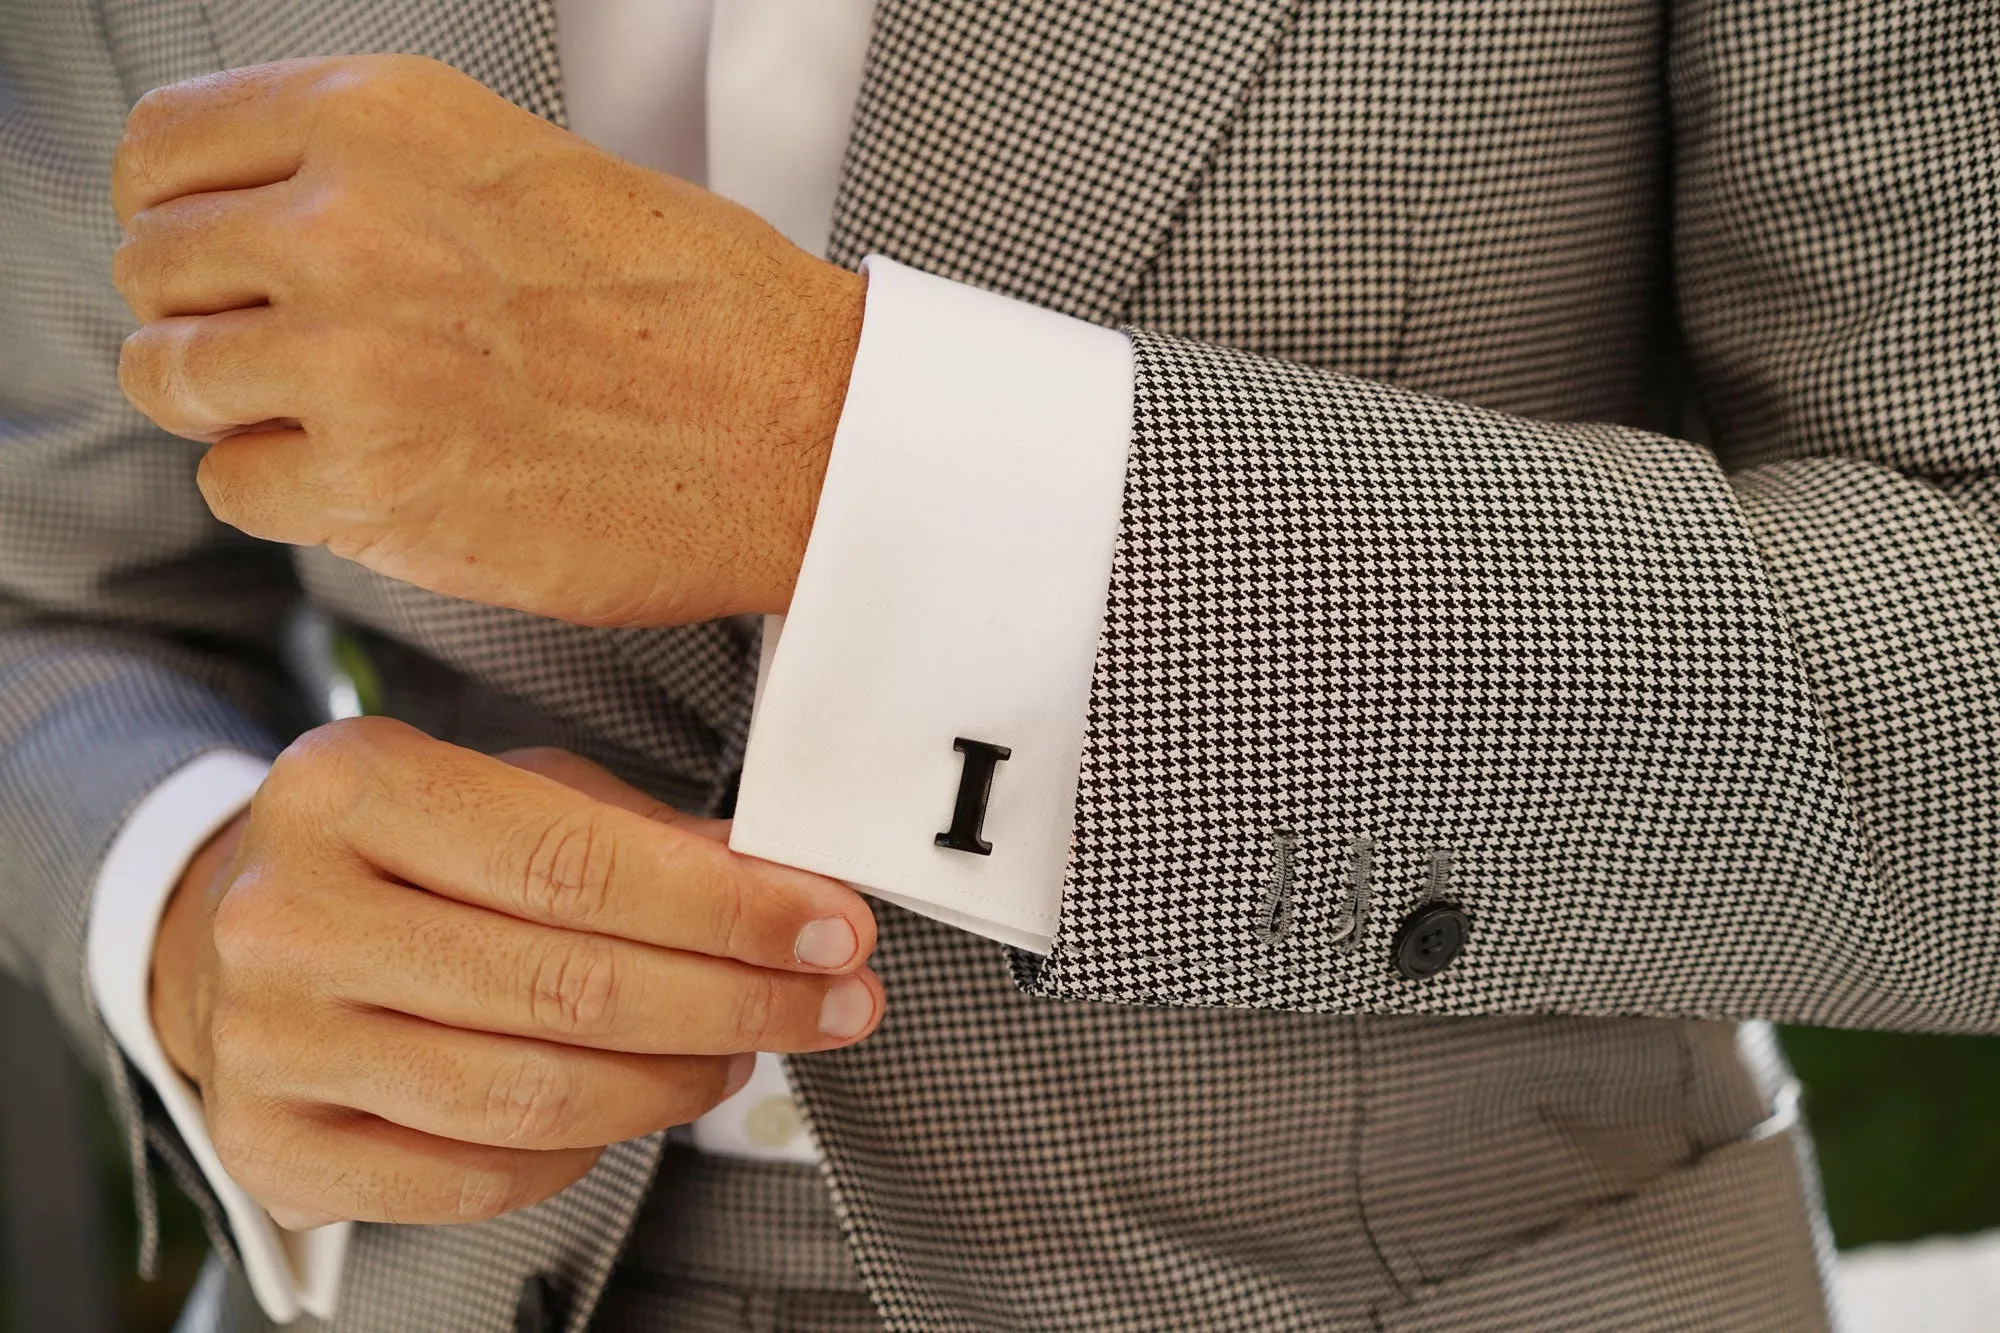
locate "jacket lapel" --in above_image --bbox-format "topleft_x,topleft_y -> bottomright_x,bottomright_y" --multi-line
829,0 -> 1302,325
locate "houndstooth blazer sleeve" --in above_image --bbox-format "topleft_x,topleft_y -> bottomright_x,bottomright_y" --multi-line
1019,0 -> 2000,1033
0,0 -> 302,1264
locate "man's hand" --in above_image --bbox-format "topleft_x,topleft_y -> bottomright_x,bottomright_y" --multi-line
149,718 -> 881,1229
111,55 -> 865,627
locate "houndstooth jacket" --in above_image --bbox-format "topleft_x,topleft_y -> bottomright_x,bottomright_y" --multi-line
4,0 -> 1996,1327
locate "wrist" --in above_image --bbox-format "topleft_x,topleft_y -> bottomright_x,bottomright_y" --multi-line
754,263 -> 865,615
149,810 -> 246,1087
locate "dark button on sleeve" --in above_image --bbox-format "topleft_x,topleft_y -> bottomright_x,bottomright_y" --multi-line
515,1273 -> 563,1333
1392,903 -> 1469,980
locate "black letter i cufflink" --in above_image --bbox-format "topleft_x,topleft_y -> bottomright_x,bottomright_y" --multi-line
936,738 -> 1010,855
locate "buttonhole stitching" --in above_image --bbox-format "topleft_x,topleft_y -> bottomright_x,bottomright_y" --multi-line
1335,836 -> 1374,954
1256,833 -> 1297,945
1424,846 -> 1452,906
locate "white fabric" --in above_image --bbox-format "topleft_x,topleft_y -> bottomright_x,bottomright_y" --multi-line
687,1037 -> 820,1157
552,0 -> 712,182
1837,1232 -> 2000,1333
705,0 -> 877,257
731,256 -> 1132,953
84,751 -> 350,1322
87,0 -> 1134,1319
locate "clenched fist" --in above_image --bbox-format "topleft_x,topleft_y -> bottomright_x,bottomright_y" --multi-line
112,55 -> 865,628
149,718 -> 881,1229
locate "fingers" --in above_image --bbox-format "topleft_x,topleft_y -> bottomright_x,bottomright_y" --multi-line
113,56 -> 486,227
113,60 -> 333,226
273,719 -> 875,973
118,307 -> 304,443
115,184 -> 296,323
198,720 -> 891,1235
210,1103 -> 603,1228
314,875 -> 883,1055
196,421 -> 356,545
267,1007 -> 749,1150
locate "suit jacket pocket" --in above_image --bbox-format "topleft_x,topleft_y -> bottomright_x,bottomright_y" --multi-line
1371,1128 -> 1829,1333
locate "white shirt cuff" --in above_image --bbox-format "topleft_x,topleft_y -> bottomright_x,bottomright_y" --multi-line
730,256 -> 1134,954
85,751 -> 349,1323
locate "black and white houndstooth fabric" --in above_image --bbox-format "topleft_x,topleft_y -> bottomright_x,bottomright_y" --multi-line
4,0 -> 1994,1327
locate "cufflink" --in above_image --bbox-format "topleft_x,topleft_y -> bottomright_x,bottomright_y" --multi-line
936,738 -> 1010,855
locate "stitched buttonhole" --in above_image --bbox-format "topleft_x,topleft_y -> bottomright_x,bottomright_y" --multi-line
1424,846 -> 1453,905
1329,836 -> 1375,953
1256,834 -> 1298,945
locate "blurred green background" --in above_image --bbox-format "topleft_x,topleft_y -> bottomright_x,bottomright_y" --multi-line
4,1013 -> 1999,1330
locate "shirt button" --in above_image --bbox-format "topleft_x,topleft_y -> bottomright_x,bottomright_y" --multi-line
743,1095 -> 803,1149
1393,903 -> 1470,980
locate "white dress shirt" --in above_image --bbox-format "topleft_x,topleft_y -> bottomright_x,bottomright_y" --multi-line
84,0 -> 1133,1319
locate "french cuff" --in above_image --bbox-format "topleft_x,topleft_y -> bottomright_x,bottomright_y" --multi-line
730,256 -> 1134,955
85,750 -> 349,1323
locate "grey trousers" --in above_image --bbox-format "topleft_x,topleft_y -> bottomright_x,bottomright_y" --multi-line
173,1145 -> 880,1332
591,1145 -> 880,1332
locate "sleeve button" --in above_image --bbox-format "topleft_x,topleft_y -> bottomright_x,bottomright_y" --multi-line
1392,903 -> 1469,980
744,1095 -> 804,1149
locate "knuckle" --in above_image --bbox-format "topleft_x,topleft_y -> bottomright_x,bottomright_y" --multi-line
728,972 -> 782,1049
449,1158 -> 531,1223
193,447 -> 249,528
203,1000 -> 264,1083
368,54 -> 438,94
266,716 -> 414,822
310,60 -> 380,118
110,212 -> 189,318
116,329 -> 162,407
357,1161 -> 440,1225
120,321 -> 223,434
264,730 -> 353,818
115,91 -> 175,192
210,1105 -> 299,1204
121,85 -> 172,141
324,713 -> 420,759
708,869 -> 753,960
482,1050 -> 579,1147
526,935 -> 622,1039
209,868 -> 291,973
512,809 -> 618,927
206,1108 -> 260,1180
171,320 -> 227,386
289,184 -> 365,264
109,234 -> 148,301
313,55 -> 433,128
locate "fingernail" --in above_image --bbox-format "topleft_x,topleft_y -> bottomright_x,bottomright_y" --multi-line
794,917 -> 858,969
723,1051 -> 755,1099
817,977 -> 874,1041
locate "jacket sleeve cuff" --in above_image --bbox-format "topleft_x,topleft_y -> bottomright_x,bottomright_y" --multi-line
85,750 -> 350,1323
729,256 -> 1134,954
